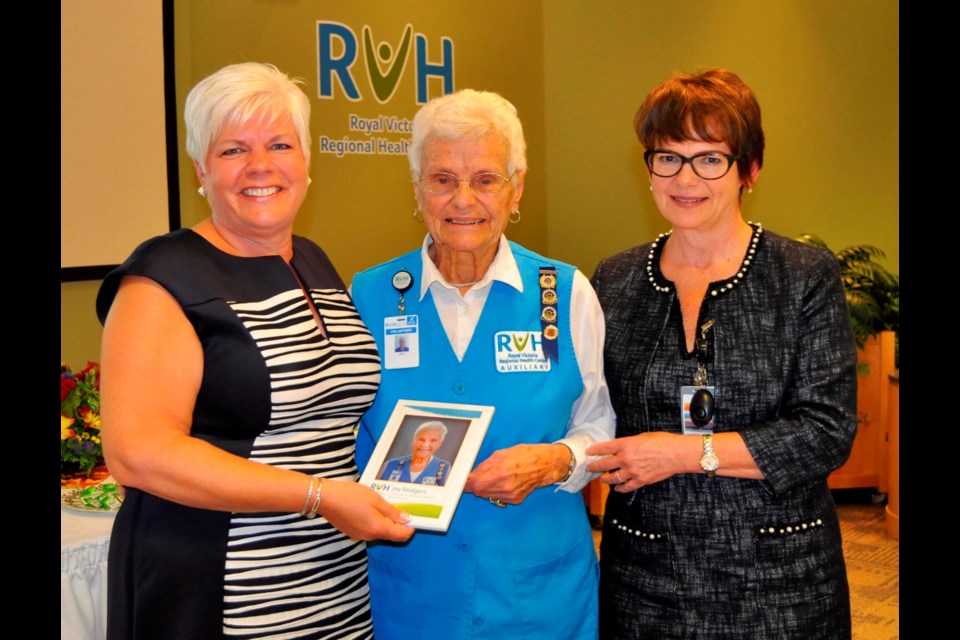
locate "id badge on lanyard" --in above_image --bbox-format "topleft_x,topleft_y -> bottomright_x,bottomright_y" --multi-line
384,315 -> 419,369
384,269 -> 419,369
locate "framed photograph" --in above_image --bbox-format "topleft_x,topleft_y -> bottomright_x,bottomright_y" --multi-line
359,399 -> 494,531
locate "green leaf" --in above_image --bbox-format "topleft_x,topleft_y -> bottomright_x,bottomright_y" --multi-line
796,233 -> 898,349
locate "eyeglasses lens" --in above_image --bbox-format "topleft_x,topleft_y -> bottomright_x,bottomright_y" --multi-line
649,153 -> 732,180
424,173 -> 509,195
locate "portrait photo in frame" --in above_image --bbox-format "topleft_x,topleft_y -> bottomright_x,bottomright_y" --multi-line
359,399 -> 494,531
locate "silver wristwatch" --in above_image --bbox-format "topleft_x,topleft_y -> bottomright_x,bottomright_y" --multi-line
699,434 -> 719,478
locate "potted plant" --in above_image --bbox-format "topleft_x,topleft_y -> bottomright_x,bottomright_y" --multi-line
795,234 -> 899,361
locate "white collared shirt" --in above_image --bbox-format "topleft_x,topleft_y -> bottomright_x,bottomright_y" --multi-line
418,234 -> 616,492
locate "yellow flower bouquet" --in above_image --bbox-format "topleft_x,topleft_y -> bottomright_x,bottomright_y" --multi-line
61,362 -> 103,475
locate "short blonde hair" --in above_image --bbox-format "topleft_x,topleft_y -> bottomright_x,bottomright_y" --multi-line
184,62 -> 312,171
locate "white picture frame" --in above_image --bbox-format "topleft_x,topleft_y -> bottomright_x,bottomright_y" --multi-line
359,399 -> 494,531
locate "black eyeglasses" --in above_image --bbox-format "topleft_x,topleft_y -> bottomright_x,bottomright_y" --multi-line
644,149 -> 739,180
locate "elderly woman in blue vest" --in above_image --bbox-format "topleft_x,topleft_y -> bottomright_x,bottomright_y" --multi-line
379,420 -> 451,486
351,89 -> 616,639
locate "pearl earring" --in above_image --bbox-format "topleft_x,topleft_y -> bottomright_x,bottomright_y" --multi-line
198,186 -> 206,197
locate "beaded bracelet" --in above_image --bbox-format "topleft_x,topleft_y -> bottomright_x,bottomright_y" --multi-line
299,477 -> 317,517
305,478 -> 324,519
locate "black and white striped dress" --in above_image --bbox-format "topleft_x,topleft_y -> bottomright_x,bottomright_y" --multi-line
97,230 -> 381,640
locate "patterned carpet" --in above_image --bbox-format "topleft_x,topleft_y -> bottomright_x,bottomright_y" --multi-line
837,497 -> 900,639
590,492 -> 900,638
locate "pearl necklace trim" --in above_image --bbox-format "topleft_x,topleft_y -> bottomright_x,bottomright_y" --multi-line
645,222 -> 764,296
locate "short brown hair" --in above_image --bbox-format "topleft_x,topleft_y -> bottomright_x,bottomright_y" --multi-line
634,68 -> 764,184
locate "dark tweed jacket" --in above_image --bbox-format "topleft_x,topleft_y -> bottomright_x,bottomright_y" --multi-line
591,226 -> 857,639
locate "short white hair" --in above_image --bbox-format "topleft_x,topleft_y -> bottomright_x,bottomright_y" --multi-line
408,89 -> 527,181
184,62 -> 312,172
414,421 -> 449,440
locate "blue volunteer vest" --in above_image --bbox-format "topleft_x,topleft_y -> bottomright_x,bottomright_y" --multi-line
352,242 -> 599,640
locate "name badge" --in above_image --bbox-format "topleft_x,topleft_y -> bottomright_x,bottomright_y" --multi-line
494,331 -> 551,373
384,315 -> 419,369
680,385 -> 716,435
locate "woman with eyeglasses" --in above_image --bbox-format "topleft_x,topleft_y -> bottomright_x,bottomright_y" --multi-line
350,89 -> 615,639
585,68 -> 858,639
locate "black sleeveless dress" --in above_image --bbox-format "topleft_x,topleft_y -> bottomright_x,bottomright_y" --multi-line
97,229 -> 381,639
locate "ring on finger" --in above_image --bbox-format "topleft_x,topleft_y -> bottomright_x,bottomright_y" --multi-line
615,469 -> 627,484
489,497 -> 507,508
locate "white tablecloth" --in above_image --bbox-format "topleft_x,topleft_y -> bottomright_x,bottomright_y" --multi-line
61,497 -> 116,640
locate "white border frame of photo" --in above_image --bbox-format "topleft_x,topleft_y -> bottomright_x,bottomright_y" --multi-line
359,399 -> 494,531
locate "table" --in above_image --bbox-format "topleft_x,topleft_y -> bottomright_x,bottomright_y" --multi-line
61,495 -> 116,640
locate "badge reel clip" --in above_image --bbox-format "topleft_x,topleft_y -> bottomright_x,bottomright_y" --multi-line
392,270 -> 413,314
689,319 -> 716,430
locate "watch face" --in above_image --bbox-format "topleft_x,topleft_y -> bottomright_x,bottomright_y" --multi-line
700,454 -> 719,472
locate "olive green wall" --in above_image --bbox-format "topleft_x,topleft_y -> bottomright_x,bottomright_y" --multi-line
62,281 -> 103,367
61,0 -> 899,366
171,0 -> 549,278
541,0 -> 899,277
